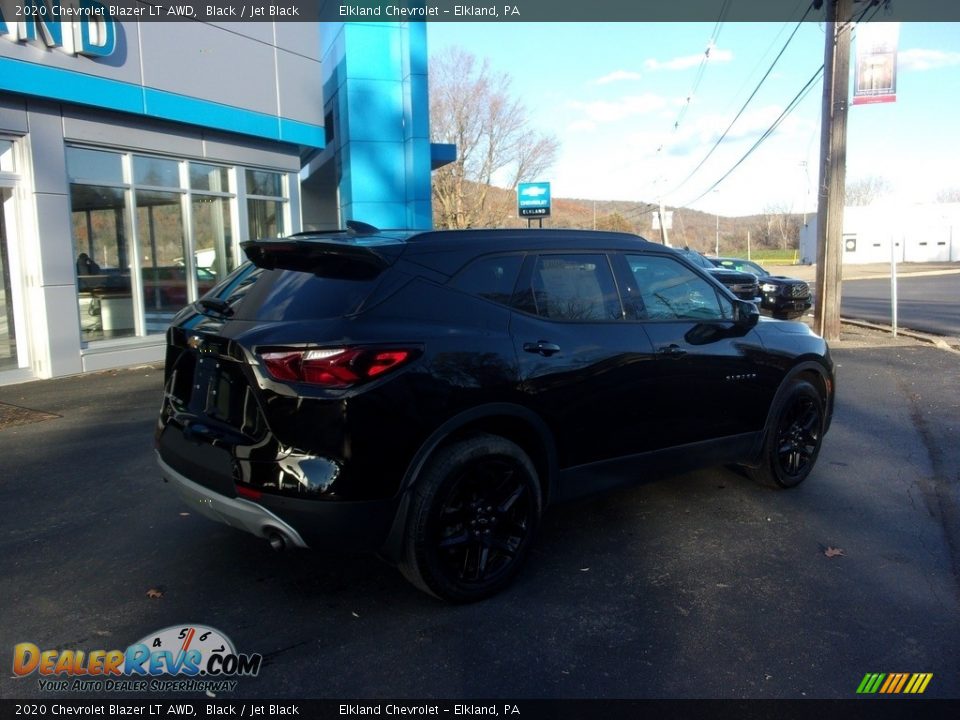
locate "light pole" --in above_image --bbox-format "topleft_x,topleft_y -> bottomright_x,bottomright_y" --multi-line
715,212 -> 720,256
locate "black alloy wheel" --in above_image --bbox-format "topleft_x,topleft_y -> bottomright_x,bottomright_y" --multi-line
433,458 -> 532,586
775,392 -> 821,479
400,435 -> 541,602
750,380 -> 825,489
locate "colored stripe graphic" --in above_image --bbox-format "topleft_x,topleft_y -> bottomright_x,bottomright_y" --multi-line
857,672 -> 932,694
892,673 -> 909,693
857,673 -> 879,693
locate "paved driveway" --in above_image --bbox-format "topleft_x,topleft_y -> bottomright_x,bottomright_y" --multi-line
1,340 -> 958,700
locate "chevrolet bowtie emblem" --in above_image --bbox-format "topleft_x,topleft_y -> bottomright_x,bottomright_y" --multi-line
187,335 -> 203,350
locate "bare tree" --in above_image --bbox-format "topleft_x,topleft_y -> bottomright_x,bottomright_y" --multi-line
430,47 -> 560,229
845,175 -> 892,206
757,203 -> 800,250
595,212 -> 634,233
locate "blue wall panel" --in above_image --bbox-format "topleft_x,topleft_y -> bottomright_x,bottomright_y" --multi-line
0,57 -> 324,149
324,21 -> 433,230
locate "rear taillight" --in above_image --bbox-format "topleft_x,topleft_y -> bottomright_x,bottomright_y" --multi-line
259,347 -> 418,388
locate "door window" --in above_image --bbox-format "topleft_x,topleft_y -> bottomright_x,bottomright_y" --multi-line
528,254 -> 622,321
624,254 -> 732,321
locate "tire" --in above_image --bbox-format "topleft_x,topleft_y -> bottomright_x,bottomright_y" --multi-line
399,434 -> 542,602
749,380 -> 825,489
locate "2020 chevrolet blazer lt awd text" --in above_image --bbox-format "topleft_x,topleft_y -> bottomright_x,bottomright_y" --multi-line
156,224 -> 835,602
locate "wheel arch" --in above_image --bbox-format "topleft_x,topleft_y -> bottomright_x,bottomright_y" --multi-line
746,359 -> 833,467
378,403 -> 558,562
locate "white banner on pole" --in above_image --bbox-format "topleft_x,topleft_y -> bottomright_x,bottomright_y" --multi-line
853,22 -> 900,105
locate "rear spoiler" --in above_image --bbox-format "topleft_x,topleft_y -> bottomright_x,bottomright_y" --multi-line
241,238 -> 400,280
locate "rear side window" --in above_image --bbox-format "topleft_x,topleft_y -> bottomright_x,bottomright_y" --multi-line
216,265 -> 381,321
529,254 -> 622,321
449,254 -> 523,307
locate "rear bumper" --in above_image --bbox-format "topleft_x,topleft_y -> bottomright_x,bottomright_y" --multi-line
157,451 -> 402,552
158,452 -> 310,549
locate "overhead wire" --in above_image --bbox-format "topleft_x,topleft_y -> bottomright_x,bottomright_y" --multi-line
679,66 -> 824,208
667,0 -> 733,134
671,0 -> 886,210
663,1 -> 817,200
719,0 -> 810,117
630,0 -> 732,228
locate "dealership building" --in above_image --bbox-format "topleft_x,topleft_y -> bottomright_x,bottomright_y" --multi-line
0,12 -> 443,385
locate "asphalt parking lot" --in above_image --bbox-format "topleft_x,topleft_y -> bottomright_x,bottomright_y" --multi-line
1,326 -> 958,701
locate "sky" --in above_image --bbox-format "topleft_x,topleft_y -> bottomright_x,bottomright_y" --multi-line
427,20 -> 960,217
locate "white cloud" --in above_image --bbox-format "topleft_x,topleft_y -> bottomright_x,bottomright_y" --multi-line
898,48 -> 960,71
566,93 -> 668,123
592,70 -> 643,85
644,48 -> 733,71
566,119 -> 598,133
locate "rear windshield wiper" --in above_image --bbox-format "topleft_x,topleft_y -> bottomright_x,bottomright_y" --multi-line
197,297 -> 234,317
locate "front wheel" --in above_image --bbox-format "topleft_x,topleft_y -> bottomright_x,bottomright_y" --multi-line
399,435 -> 541,602
749,380 -> 825,489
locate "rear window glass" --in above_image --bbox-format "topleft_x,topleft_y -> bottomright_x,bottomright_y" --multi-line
209,264 -> 381,321
449,254 -> 523,306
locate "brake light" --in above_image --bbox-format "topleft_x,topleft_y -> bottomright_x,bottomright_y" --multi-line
236,485 -> 262,500
259,347 -> 417,388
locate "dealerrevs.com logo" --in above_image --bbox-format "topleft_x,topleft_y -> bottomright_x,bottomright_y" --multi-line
12,624 -> 262,693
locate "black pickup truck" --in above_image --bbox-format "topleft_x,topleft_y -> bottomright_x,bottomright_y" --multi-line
710,257 -> 812,320
675,249 -> 760,303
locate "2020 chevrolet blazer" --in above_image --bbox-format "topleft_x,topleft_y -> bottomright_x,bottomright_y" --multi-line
156,224 -> 835,602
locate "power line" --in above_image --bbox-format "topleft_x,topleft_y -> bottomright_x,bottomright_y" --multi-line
679,64 -> 825,209
670,0 -> 732,133
669,0 -> 885,211
652,0 -> 732,163
663,1 -> 816,200
720,0 -> 809,116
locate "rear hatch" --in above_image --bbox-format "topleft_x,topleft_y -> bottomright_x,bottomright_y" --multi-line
156,230 -> 411,499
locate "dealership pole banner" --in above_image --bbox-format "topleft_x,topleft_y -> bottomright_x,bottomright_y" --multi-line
852,22 -> 900,106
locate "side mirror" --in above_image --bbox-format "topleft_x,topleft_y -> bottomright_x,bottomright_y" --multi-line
735,299 -> 760,328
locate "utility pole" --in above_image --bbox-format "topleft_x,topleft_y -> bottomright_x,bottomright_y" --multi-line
658,199 -> 671,246
813,0 -> 852,342
715,213 -> 720,256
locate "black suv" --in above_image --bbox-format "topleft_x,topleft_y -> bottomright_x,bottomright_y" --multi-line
156,225 -> 835,602
709,257 -> 812,320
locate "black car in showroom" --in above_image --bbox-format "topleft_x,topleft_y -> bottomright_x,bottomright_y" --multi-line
156,224 -> 835,602
675,248 -> 760,302
709,257 -> 812,320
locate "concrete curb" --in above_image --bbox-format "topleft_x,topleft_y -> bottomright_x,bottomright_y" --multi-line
841,317 -> 960,354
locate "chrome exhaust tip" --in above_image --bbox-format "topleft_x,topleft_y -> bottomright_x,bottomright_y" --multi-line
267,532 -> 286,552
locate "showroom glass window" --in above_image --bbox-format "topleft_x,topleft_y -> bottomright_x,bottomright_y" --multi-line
1,138 -> 25,372
190,163 -> 234,281
134,155 -> 188,333
68,147 -> 289,343
246,169 -> 286,240
68,148 -> 134,340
